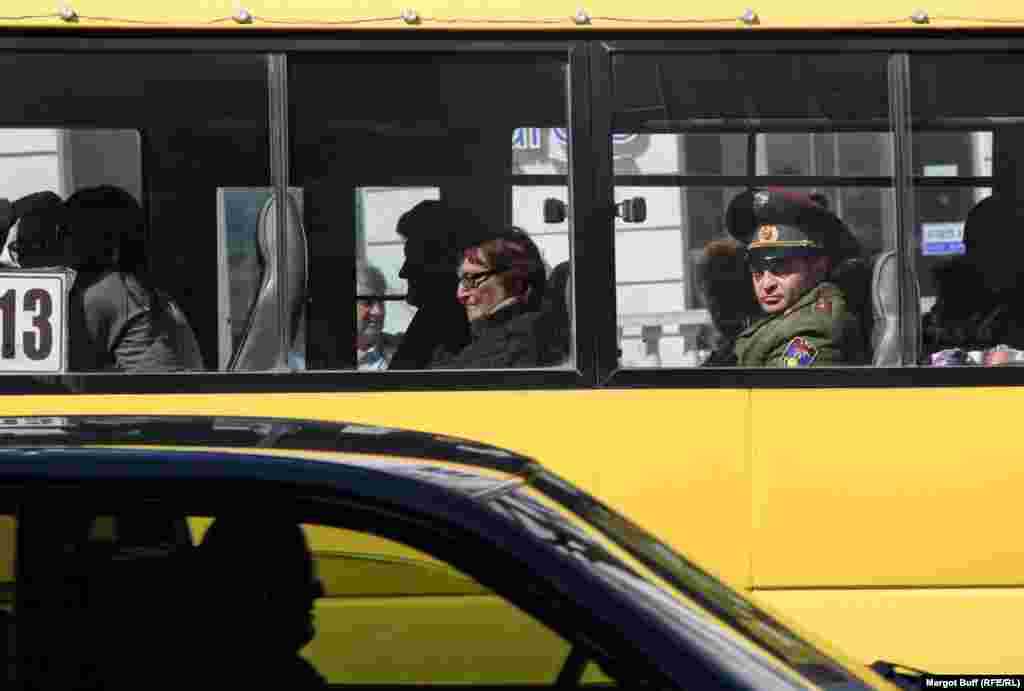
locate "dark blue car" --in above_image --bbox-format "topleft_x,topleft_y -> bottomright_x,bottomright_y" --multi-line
0,415 -> 897,690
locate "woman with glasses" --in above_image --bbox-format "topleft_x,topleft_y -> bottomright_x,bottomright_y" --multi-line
431,226 -> 548,369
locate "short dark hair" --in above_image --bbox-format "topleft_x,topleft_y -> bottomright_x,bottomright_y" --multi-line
64,185 -> 145,272
396,200 -> 487,267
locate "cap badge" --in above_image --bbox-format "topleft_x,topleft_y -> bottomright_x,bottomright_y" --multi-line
753,190 -> 770,209
757,224 -> 779,242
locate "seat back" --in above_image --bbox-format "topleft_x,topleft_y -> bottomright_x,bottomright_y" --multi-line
542,261 -> 572,365
870,250 -> 921,366
16,508 -> 193,690
79,515 -> 193,690
160,291 -> 205,370
230,193 -> 308,371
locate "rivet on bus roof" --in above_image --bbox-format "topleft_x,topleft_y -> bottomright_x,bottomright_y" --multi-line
57,2 -> 78,22
740,8 -> 759,25
573,8 -> 592,25
910,8 -> 930,23
232,7 -> 254,24
400,8 -> 421,24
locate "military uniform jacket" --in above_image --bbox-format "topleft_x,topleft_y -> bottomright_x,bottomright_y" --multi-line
733,282 -> 868,367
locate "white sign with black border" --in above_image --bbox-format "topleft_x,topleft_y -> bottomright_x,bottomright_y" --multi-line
0,269 -> 70,374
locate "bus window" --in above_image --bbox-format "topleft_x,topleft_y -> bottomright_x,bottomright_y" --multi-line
511,129 -> 572,368
290,54 -> 570,371
511,184 -> 569,269
0,129 -> 142,205
912,54 -> 1024,365
611,52 -> 897,368
0,53 -> 270,374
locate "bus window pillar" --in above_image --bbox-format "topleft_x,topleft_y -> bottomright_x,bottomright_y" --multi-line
994,127 -> 1024,202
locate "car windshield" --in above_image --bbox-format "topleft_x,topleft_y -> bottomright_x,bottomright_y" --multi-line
507,468 -> 874,691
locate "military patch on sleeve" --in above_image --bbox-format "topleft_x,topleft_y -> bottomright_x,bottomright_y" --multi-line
782,336 -> 817,367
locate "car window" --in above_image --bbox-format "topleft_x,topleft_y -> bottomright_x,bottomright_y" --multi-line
191,519 -> 572,685
13,503 -> 606,688
0,514 -> 13,686
293,521 -> 573,684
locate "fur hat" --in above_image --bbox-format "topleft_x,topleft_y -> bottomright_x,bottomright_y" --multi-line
696,238 -> 760,334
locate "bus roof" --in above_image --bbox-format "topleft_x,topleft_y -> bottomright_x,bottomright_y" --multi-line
1,0 -> 1022,31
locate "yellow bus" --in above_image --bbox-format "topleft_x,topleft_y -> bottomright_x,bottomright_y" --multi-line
0,0 -> 1022,676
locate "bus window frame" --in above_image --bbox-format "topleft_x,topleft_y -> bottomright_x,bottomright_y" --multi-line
591,37 -> 1024,390
2,35 -> 1024,391
0,36 -> 594,393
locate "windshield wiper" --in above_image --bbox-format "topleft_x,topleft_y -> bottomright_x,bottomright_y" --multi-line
869,660 -> 929,690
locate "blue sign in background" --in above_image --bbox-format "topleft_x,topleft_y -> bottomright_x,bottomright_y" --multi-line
922,241 -> 966,256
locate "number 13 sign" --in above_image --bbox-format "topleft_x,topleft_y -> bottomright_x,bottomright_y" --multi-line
0,271 -> 69,374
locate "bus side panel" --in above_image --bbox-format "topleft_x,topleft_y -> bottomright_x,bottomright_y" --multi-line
750,387 -> 1024,671
754,587 -> 1024,673
750,387 -> 1024,588
8,390 -> 753,588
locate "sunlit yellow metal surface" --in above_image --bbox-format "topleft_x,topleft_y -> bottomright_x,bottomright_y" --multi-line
751,387 -> 1024,588
7,389 -> 753,589
1,0 -> 1023,29
756,587 -> 1024,674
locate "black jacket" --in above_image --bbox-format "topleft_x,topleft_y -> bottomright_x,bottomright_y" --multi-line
923,257 -> 1024,355
389,299 -> 471,370
430,301 -> 544,369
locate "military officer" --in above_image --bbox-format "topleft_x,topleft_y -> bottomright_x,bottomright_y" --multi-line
726,189 -> 869,367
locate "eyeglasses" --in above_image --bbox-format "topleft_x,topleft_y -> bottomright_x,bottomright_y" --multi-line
456,268 -> 505,290
748,256 -> 799,279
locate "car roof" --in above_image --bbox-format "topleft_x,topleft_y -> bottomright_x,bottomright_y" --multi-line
0,415 -> 536,496
0,416 -> 531,464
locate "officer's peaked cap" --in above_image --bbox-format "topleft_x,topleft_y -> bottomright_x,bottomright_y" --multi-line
726,188 -> 860,261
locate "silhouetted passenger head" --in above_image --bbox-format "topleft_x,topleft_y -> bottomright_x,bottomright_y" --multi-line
199,517 -> 323,653
4,191 -> 64,268
397,200 -> 487,308
63,185 -> 145,272
456,226 -> 546,321
963,195 -> 1024,290
355,260 -> 388,350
